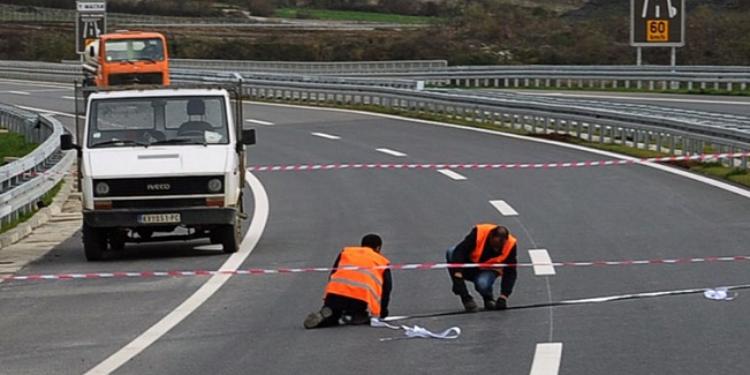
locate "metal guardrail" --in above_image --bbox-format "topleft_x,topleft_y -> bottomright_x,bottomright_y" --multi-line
0,106 -> 74,229
171,59 -> 448,74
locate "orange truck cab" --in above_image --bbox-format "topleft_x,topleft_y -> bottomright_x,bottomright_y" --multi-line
87,31 -> 170,87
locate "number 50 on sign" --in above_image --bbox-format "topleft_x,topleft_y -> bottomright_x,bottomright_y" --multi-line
647,20 -> 669,42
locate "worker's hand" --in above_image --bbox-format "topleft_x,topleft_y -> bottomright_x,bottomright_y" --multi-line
495,295 -> 509,310
454,272 -> 463,279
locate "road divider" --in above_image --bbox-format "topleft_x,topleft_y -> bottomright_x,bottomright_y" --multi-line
3,255 -> 748,283
246,151 -> 750,172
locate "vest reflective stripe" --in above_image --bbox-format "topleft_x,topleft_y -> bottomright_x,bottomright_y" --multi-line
324,247 -> 389,316
470,224 -> 516,265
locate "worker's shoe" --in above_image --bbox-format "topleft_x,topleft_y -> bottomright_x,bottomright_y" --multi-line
483,297 -> 497,311
304,306 -> 333,329
495,296 -> 508,310
341,312 -> 370,326
461,295 -> 479,312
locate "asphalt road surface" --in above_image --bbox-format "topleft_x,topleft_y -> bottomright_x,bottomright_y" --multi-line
1,79 -> 749,374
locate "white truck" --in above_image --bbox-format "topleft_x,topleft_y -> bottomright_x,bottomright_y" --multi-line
61,86 -> 255,261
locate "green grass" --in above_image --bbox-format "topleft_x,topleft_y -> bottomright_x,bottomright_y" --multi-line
0,181 -> 64,234
0,131 -> 38,165
274,8 -> 437,24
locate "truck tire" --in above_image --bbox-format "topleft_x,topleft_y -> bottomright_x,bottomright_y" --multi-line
83,223 -> 107,261
109,230 -> 126,251
217,220 -> 240,254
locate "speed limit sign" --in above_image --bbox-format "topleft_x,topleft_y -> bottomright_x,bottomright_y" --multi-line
646,20 -> 669,42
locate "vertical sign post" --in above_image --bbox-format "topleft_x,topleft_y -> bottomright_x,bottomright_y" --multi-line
76,1 -> 107,55
630,0 -> 685,66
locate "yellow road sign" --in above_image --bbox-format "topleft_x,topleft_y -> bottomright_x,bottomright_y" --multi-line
646,20 -> 669,42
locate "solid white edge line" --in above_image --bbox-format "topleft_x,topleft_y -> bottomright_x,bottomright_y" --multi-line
376,148 -> 407,157
245,119 -> 275,126
529,343 -> 563,375
84,171 -> 269,375
490,200 -> 519,216
437,169 -> 467,180
0,78 -> 74,89
528,249 -> 556,276
244,101 -> 750,201
16,105 -> 75,118
311,132 -> 341,140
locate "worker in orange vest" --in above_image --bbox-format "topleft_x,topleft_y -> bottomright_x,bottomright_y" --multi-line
446,224 -> 518,312
304,234 -> 393,329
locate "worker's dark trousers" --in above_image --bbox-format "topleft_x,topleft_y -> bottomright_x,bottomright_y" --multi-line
446,247 -> 499,300
315,294 -> 370,327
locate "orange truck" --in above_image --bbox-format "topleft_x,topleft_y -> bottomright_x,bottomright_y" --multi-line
83,31 -> 170,87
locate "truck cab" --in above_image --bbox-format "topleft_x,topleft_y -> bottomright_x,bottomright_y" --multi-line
62,86 -> 255,261
85,31 -> 170,87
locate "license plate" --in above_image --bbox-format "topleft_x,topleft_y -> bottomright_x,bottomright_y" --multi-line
138,213 -> 181,224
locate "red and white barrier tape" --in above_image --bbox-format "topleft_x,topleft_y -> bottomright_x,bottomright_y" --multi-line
247,152 -> 750,172
2,255 -> 748,282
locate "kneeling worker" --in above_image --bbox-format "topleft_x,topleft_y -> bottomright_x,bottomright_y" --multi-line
304,234 -> 392,329
446,224 -> 518,312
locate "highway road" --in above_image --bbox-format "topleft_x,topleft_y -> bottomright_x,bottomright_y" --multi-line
1,78 -> 749,374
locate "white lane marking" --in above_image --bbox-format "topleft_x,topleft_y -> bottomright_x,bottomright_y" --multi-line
376,148 -> 407,157
17,105 -> 75,118
85,171 -> 269,375
311,132 -> 341,140
244,102 -> 750,201
529,343 -> 563,375
61,96 -> 76,100
490,200 -> 519,216
437,169 -> 467,180
528,249 -> 556,276
5,90 -> 30,96
516,91 -> 750,106
193,244 -> 223,251
245,119 -> 274,126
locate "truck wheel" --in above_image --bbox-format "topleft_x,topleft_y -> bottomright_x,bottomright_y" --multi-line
109,230 -> 126,251
218,219 -> 241,254
83,223 -> 107,261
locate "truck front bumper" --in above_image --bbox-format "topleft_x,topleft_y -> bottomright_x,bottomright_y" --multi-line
83,207 -> 237,228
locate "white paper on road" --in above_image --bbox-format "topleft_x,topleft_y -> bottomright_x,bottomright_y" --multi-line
704,287 -> 738,301
371,318 -> 461,341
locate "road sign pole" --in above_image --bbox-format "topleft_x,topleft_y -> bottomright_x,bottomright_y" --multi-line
637,47 -> 642,66
670,47 -> 676,68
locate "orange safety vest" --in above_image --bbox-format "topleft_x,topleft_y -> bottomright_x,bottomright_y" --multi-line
471,224 -> 517,266
324,246 -> 390,316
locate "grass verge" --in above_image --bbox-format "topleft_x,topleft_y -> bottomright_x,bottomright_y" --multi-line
274,8 -> 437,24
0,132 -> 37,165
251,98 -> 750,189
0,181 -> 63,235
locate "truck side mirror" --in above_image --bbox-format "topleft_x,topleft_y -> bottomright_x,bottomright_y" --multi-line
241,129 -> 256,145
60,133 -> 75,150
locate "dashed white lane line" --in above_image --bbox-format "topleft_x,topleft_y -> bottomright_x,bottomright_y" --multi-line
529,343 -> 563,375
376,148 -> 407,157
437,169 -> 467,180
528,249 -> 556,276
311,132 -> 341,140
245,119 -> 275,126
84,171 -> 269,375
61,96 -> 76,100
490,200 -> 519,216
5,90 -> 30,96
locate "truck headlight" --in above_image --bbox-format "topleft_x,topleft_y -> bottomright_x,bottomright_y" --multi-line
207,178 -> 223,193
95,182 -> 110,196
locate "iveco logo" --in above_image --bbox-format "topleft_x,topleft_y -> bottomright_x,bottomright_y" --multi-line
146,183 -> 171,191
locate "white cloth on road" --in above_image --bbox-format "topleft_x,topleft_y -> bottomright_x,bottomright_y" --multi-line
371,318 -> 461,341
704,287 -> 738,301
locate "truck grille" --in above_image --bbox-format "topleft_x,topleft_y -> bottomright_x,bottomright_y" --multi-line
109,73 -> 164,86
111,198 -> 206,209
94,176 -> 223,197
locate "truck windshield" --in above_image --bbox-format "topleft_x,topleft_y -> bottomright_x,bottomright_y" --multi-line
88,96 -> 230,148
105,38 -> 165,62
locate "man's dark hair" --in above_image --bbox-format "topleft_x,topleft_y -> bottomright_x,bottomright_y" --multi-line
492,226 -> 509,240
361,233 -> 383,250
